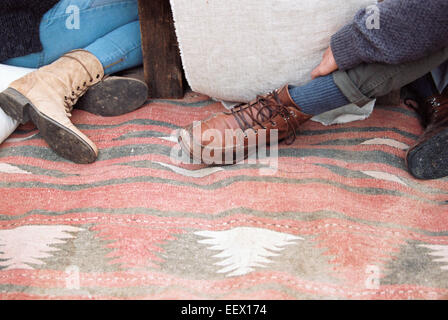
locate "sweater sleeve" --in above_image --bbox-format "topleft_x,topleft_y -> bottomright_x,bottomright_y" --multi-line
331,0 -> 448,71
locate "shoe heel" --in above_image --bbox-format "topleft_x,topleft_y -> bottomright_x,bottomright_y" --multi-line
0,88 -> 32,124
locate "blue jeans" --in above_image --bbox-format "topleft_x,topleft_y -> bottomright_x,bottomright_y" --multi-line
3,0 -> 142,75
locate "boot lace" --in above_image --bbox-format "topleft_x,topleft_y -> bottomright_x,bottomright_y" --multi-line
426,96 -> 448,123
404,95 -> 448,127
231,91 -> 304,144
61,51 -> 102,117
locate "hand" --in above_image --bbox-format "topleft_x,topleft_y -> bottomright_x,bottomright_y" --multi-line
311,47 -> 338,79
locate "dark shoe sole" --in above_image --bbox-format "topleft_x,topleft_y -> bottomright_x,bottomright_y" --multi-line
407,127 -> 448,180
0,88 -> 97,164
76,76 -> 148,117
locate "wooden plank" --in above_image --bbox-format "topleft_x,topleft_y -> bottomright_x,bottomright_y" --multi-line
138,0 -> 185,98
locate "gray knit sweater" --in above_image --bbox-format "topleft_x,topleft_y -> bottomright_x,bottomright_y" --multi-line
331,0 -> 448,71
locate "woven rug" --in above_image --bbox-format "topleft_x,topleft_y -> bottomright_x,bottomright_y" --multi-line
0,92 -> 447,300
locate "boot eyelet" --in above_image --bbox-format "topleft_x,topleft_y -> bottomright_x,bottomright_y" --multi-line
96,74 -> 100,79
271,121 -> 277,127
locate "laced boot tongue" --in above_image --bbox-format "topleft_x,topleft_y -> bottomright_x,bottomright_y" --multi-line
230,91 -> 279,131
61,50 -> 104,117
63,81 -> 91,117
230,85 -> 312,145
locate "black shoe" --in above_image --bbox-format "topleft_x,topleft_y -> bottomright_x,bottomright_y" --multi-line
406,88 -> 448,180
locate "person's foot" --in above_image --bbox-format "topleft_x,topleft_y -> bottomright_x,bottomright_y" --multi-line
0,49 -> 103,164
406,87 -> 448,180
76,76 -> 148,117
178,85 -> 312,164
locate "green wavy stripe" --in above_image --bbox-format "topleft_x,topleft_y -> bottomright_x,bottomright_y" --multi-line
0,173 -> 443,205
148,98 -> 216,107
301,126 -> 418,139
2,207 -> 447,236
113,130 -> 167,141
314,138 -> 369,146
375,105 -> 419,117
315,163 -> 448,195
280,148 -> 406,169
0,144 -> 173,162
76,119 -> 180,130
0,144 -> 407,167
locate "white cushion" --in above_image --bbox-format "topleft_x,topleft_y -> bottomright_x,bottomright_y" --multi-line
171,0 -> 376,103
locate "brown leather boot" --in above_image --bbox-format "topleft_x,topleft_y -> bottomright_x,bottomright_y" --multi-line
0,50 -> 104,164
406,87 -> 448,180
179,85 -> 312,164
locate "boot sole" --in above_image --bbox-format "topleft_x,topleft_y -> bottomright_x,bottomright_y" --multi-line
76,77 -> 148,117
0,88 -> 97,164
407,127 -> 448,180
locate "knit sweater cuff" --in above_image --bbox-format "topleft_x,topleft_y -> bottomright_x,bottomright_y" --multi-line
330,24 -> 363,71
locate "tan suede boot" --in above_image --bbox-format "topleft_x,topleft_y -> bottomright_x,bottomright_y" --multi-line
0,50 -> 104,164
